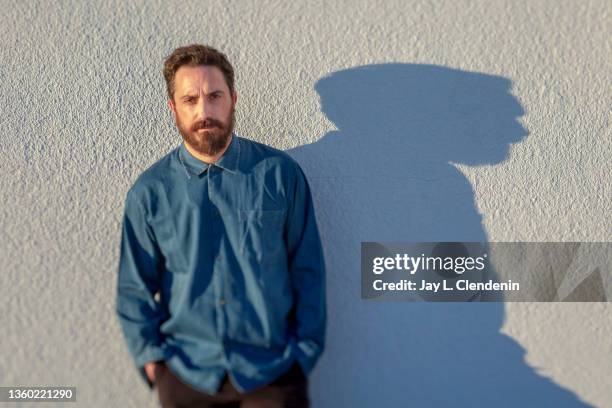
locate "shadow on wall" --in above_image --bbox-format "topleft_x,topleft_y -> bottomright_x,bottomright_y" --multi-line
287,64 -> 592,408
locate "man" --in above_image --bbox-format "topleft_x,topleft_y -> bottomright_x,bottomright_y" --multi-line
115,44 -> 326,408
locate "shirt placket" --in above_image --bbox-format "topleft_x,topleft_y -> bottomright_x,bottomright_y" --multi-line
207,164 -> 231,365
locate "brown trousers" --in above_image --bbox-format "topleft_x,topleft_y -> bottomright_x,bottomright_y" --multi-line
154,361 -> 310,408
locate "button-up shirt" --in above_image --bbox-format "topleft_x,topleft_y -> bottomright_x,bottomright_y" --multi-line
115,133 -> 326,394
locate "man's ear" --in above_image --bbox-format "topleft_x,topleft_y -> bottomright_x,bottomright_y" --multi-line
167,99 -> 177,121
231,91 -> 238,106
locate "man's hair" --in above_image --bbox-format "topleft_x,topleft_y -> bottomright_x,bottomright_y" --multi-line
163,44 -> 235,101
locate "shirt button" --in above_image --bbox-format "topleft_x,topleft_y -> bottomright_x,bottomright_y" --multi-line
219,299 -> 226,305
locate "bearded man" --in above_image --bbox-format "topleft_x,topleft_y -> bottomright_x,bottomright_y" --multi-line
115,44 -> 326,408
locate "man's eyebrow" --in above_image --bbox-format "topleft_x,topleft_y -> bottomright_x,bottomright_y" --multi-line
180,90 -> 224,99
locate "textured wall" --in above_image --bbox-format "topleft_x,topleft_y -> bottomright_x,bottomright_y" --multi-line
1,1 -> 610,407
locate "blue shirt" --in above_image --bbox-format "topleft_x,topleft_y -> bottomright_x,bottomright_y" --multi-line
115,133 -> 326,394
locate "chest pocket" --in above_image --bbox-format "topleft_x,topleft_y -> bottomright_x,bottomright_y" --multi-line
149,215 -> 189,274
238,209 -> 286,262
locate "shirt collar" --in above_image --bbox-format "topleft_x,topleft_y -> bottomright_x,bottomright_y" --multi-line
178,133 -> 240,178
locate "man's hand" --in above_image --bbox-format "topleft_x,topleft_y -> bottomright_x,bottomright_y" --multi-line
144,361 -> 164,384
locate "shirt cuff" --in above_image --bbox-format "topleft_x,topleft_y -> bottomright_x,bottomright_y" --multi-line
135,345 -> 171,390
289,337 -> 323,377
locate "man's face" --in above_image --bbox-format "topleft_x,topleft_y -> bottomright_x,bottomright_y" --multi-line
168,65 -> 237,156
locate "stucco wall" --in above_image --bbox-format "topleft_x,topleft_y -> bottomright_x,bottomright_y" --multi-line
1,1 -> 610,407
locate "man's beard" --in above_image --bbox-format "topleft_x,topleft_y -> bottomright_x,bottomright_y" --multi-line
176,107 -> 235,156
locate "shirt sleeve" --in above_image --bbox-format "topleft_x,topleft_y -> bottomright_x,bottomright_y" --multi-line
115,189 -> 171,390
284,163 -> 327,376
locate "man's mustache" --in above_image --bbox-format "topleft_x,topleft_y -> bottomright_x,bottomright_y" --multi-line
192,118 -> 225,131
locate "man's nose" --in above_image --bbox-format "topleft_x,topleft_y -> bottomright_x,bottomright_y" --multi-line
195,99 -> 210,120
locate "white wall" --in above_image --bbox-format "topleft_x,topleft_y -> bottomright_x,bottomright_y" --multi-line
1,1 -> 610,407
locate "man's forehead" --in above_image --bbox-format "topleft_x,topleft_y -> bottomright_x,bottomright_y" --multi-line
175,65 -> 227,93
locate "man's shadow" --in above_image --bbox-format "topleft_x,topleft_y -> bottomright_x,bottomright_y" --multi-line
287,64 -> 592,407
